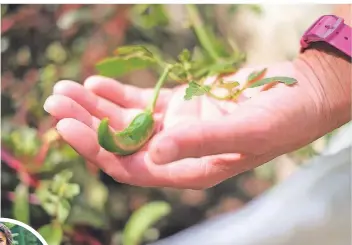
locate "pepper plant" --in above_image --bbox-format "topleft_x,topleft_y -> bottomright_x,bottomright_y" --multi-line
95,4 -> 297,155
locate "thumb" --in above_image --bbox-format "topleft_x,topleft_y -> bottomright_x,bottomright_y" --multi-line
148,110 -> 273,164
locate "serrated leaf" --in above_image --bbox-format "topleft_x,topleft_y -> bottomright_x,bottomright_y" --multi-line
38,223 -> 63,245
247,68 -> 267,83
123,201 -> 171,245
13,183 -> 29,224
249,76 -> 297,88
184,81 -> 211,100
95,56 -> 156,78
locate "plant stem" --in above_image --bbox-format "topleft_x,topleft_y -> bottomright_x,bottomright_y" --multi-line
186,4 -> 220,61
147,65 -> 172,113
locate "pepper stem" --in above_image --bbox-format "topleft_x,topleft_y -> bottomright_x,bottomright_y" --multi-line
147,65 -> 172,113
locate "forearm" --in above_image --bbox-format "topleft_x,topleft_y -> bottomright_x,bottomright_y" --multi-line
294,4 -> 351,132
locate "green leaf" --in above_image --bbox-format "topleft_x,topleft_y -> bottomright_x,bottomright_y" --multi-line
57,199 -> 71,223
247,68 -> 267,82
42,201 -> 57,216
218,80 -> 240,90
65,201 -> 109,229
35,181 -> 59,216
131,4 -> 169,29
3,127 -> 41,157
184,81 -> 211,100
63,183 -> 80,199
114,45 -> 154,58
249,76 -> 298,88
178,49 -> 191,63
38,223 -> 63,245
51,180 -> 63,194
203,56 -> 244,78
83,178 -> 108,212
169,63 -> 188,81
58,169 -> 74,181
123,201 -> 171,245
95,56 -> 156,78
13,183 -> 30,224
51,170 -> 73,193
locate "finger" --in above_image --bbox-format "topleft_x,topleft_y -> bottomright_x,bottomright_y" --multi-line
141,153 -> 253,189
84,75 -> 172,112
56,120 -> 255,189
43,94 -> 93,127
56,118 -> 101,159
54,118 -> 173,187
97,152 -> 258,189
53,80 -> 140,129
85,160 -> 100,176
56,118 -> 141,183
148,104 -> 276,164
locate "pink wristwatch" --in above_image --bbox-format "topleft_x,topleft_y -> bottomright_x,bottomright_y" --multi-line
300,15 -> 352,58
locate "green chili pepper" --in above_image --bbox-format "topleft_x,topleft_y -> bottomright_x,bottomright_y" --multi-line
97,65 -> 171,156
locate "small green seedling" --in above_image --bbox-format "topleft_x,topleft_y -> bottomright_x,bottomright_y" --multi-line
95,5 -> 298,156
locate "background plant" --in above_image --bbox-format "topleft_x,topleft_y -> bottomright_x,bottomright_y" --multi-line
1,4 -> 333,245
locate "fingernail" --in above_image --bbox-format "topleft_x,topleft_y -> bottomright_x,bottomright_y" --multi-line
43,96 -> 54,114
56,118 -> 71,134
53,81 -> 64,94
152,137 -> 179,164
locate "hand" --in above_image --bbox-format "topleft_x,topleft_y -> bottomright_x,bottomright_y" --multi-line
43,60 -> 344,189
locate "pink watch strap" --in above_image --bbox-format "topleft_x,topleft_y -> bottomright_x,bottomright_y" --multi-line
329,23 -> 351,57
300,15 -> 352,58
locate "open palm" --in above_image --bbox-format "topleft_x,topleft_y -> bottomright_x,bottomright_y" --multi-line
44,61 -> 327,189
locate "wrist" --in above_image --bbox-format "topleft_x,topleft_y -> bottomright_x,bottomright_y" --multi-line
293,43 -> 351,132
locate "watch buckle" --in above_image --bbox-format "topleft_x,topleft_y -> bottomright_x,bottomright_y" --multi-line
317,16 -> 344,40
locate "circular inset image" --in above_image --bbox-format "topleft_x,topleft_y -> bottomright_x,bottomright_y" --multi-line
0,218 -> 48,245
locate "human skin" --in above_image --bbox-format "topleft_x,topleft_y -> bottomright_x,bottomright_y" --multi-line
43,5 -> 351,189
0,231 -> 7,245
